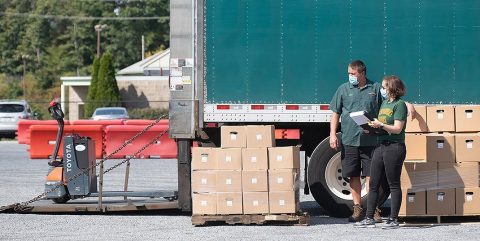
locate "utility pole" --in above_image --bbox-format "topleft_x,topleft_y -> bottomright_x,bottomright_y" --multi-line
94,24 -> 108,57
142,35 -> 145,60
21,54 -> 30,99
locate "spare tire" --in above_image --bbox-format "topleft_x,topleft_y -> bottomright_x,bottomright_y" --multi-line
307,133 -> 389,218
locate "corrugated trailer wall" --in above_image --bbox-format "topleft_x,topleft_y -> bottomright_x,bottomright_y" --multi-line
204,0 -> 480,104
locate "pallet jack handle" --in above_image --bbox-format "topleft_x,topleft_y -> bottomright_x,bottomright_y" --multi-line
48,100 -> 64,167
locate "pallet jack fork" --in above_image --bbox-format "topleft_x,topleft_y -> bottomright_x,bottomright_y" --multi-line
0,100 -> 184,213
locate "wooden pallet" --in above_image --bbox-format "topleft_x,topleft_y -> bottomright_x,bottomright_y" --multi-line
398,215 -> 480,224
191,212 -> 310,226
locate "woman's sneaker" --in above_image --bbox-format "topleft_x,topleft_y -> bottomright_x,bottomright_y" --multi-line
382,218 -> 400,229
353,217 -> 376,228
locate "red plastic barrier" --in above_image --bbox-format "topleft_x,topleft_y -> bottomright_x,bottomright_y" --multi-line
105,125 -> 177,159
73,125 -> 105,158
70,119 -> 125,127
124,119 -> 169,126
17,120 -> 70,145
29,125 -> 104,159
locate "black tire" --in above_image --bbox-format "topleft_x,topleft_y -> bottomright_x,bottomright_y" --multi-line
307,133 -> 389,218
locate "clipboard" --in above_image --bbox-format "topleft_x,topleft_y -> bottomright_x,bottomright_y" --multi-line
349,111 -> 388,135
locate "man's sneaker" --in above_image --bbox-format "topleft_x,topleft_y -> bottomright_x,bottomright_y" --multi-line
348,204 -> 364,222
374,207 -> 382,223
381,218 -> 400,229
353,217 -> 376,228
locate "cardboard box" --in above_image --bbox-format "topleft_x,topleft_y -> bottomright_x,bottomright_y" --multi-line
437,163 -> 479,188
269,191 -> 300,214
455,133 -> 480,162
455,105 -> 480,132
268,146 -> 300,169
242,148 -> 268,170
216,170 -> 242,192
406,105 -> 428,133
426,133 -> 455,163
217,148 -> 242,170
243,192 -> 269,214
426,188 -> 455,215
399,189 -> 426,216
456,187 -> 480,215
242,170 -> 268,192
246,125 -> 275,148
405,134 -> 427,161
401,162 -> 437,189
426,105 -> 455,132
192,193 -> 217,215
217,192 -> 243,215
192,147 -> 217,170
221,126 -> 247,148
191,170 -> 217,193
268,169 -> 300,191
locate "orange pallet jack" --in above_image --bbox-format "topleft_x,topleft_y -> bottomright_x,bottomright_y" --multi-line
44,101 -> 177,204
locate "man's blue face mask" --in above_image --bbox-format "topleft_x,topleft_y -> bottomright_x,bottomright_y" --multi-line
349,75 -> 358,85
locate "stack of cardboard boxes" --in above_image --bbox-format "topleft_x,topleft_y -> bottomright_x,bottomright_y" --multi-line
192,125 -> 300,216
400,105 -> 480,216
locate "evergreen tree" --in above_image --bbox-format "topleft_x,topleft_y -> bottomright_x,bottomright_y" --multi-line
0,0 -> 170,101
84,57 -> 100,118
0,0 -> 33,75
95,53 -> 120,107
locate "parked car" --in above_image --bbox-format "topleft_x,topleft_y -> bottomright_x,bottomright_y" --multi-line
91,107 -> 129,120
0,100 -> 33,138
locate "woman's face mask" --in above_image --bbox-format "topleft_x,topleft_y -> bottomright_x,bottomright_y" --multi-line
380,87 -> 388,99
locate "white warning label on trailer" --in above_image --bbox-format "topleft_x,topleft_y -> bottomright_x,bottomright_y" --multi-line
170,67 -> 182,76
185,58 -> 193,67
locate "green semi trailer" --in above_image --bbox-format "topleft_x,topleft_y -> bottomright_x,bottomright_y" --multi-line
169,0 -> 480,217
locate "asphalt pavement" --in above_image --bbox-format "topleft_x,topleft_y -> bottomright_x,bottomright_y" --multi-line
1,141 -> 480,241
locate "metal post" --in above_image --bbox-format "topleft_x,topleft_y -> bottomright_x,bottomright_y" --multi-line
123,160 -> 130,200
98,160 -> 104,212
177,139 -> 192,212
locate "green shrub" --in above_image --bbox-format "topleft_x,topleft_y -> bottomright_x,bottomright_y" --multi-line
84,57 -> 100,118
127,108 -> 168,120
29,103 -> 48,120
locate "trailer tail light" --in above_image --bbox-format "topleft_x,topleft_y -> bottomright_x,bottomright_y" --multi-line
205,123 -> 217,128
320,104 -> 330,110
251,105 -> 264,110
275,129 -> 300,139
216,105 -> 230,110
285,105 -> 299,110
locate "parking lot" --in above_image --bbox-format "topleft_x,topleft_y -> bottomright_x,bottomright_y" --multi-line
1,141 -> 480,241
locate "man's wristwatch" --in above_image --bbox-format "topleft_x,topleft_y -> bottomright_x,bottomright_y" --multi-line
380,122 -> 385,128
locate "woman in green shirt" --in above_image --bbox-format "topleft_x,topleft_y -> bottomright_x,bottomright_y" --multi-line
354,75 -> 407,229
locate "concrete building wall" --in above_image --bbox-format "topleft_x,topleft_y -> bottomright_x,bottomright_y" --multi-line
68,86 -> 88,120
65,78 -> 170,120
117,77 -> 170,109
